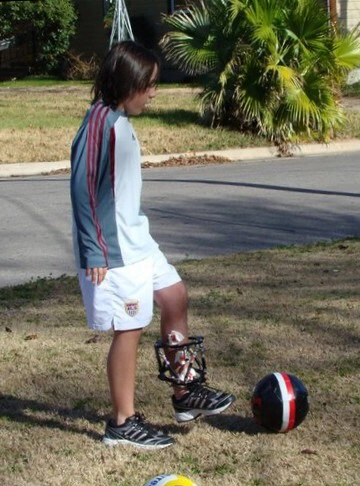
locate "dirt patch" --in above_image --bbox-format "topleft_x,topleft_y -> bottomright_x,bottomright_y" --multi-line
141,153 -> 230,168
43,154 -> 232,176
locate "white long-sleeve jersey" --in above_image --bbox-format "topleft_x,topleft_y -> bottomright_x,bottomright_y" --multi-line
70,101 -> 158,269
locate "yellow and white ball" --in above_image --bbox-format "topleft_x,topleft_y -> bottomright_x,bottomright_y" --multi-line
144,474 -> 197,486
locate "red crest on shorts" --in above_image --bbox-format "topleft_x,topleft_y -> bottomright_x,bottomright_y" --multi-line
124,300 -> 139,317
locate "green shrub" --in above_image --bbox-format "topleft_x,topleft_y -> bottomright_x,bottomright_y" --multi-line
0,0 -> 77,75
161,0 -> 360,151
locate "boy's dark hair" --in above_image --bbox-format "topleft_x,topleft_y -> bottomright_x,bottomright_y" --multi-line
92,41 -> 160,109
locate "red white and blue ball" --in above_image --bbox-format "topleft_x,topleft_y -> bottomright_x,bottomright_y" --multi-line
251,372 -> 309,433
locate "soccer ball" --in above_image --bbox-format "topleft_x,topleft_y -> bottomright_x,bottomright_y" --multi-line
251,372 -> 309,433
144,474 -> 197,486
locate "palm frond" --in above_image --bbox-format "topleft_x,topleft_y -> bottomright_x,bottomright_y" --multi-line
161,31 -> 218,75
265,42 -> 303,91
229,0 -> 248,23
245,0 -> 279,47
160,0 -> 358,148
333,30 -> 360,71
161,0 -> 238,75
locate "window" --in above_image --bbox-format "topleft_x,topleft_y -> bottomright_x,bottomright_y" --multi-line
104,0 -> 112,15
167,1 -> 187,15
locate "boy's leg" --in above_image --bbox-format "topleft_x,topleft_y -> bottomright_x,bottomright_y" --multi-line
155,280 -> 236,423
154,280 -> 189,343
107,328 -> 142,426
154,281 -> 189,399
104,326 -> 174,448
79,258 -> 175,448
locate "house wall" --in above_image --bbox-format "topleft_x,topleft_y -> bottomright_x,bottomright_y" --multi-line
71,1 -> 167,58
127,0 -> 167,49
70,1 -> 178,78
337,1 -> 360,30
127,0 -> 165,22
72,0 -> 108,59
126,0 -> 184,80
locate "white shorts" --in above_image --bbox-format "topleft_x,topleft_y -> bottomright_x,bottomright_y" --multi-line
78,248 -> 181,332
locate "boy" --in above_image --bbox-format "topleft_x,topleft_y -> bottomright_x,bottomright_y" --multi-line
70,40 -> 235,449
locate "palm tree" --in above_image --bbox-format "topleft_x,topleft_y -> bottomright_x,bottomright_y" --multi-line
161,0 -> 360,151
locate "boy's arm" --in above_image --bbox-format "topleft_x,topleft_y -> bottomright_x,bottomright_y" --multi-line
70,141 -> 109,271
71,104 -> 114,273
71,160 -> 108,268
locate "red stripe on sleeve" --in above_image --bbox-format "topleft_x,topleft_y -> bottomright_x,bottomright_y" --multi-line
109,127 -> 116,197
86,102 -> 110,266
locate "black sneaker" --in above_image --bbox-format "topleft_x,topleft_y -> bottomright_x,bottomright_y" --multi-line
172,384 -> 236,423
103,413 -> 174,449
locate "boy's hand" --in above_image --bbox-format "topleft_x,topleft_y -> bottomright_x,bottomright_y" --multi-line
86,267 -> 108,285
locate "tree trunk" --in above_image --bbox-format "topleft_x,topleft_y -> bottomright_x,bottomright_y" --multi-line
328,0 -> 338,26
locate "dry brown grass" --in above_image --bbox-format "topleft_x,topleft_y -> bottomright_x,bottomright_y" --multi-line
0,85 -> 263,164
1,240 -> 359,485
1,84 -> 360,165
0,86 -> 88,163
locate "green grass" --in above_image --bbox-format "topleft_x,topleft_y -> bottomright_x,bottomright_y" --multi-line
342,81 -> 360,97
1,79 -> 360,163
0,76 -> 196,90
0,75 -> 92,88
0,83 -> 267,163
1,77 -> 359,485
0,239 -> 359,485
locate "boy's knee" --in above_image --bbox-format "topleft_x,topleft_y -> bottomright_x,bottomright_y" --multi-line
177,281 -> 188,302
155,280 -> 188,308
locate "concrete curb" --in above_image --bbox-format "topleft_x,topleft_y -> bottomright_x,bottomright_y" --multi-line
1,139 -> 360,177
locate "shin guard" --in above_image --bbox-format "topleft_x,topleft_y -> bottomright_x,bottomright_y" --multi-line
154,335 -> 206,386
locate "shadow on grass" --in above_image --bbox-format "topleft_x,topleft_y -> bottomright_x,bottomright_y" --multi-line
0,393 -> 196,441
141,109 -> 201,127
0,275 -> 80,308
0,393 -> 104,441
161,413 -> 266,437
205,413 -> 268,435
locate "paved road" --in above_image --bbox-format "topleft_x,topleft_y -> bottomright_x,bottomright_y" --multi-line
1,152 -> 359,287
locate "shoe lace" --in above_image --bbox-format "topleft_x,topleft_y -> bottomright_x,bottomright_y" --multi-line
187,384 -> 219,400
131,413 -> 160,436
133,412 -> 146,423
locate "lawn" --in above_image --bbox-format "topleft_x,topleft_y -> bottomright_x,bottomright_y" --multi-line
0,83 -> 265,164
1,78 -> 359,485
1,79 -> 360,164
1,239 -> 359,486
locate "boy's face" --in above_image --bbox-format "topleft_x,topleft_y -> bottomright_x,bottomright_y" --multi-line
121,65 -> 158,116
